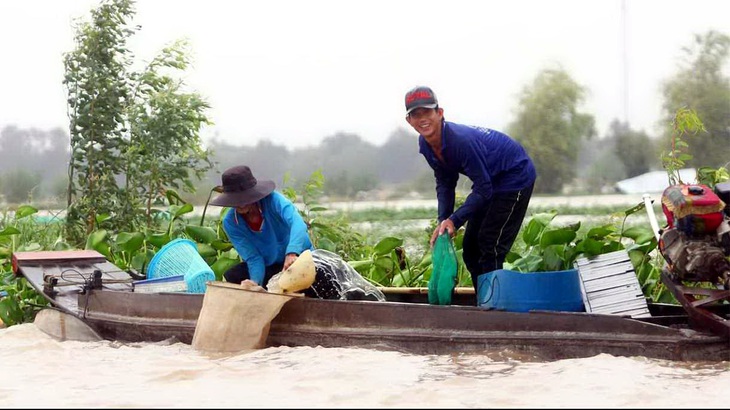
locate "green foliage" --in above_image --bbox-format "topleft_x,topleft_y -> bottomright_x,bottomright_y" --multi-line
584,150 -> 627,192
340,207 -> 434,222
0,127 -> 70,205
126,39 -> 214,228
0,205 -> 59,259
696,166 -> 730,187
507,66 -> 596,193
610,120 -> 656,178
346,194 -> 470,289
63,0 -> 212,246
505,203 -> 664,300
0,169 -> 41,204
281,170 -> 367,261
660,107 -> 706,185
0,273 -> 49,326
326,170 -> 378,199
63,0 -> 136,243
347,235 -> 434,288
0,206 -> 56,326
660,107 -> 729,189
661,30 -> 730,169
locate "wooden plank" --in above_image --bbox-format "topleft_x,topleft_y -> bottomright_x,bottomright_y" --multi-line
13,250 -> 106,263
12,250 -> 108,276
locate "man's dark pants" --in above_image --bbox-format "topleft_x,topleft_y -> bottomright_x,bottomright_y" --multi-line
462,183 -> 535,294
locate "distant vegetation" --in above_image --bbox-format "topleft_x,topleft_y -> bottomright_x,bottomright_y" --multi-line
2,28 -> 728,208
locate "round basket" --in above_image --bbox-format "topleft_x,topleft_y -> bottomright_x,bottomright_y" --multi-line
148,238 -> 215,293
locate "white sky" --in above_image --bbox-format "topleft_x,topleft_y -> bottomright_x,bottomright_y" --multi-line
1,0 -> 729,149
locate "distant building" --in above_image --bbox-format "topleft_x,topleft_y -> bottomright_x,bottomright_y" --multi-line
615,168 -> 696,194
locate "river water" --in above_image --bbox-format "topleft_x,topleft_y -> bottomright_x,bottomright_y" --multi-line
2,323 -> 728,408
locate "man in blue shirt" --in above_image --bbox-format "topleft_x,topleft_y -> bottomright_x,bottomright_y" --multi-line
404,86 -> 536,294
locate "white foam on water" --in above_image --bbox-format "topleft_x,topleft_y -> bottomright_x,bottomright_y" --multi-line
1,323 -> 729,408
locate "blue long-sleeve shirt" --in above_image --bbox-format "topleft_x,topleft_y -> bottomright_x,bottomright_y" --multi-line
222,191 -> 313,285
419,121 -> 536,229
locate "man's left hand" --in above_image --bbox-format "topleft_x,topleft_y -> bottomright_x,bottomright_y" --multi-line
283,253 -> 298,270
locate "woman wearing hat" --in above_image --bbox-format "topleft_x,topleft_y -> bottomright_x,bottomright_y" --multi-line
209,165 -> 315,290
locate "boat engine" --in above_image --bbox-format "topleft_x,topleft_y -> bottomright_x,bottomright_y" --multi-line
658,182 -> 730,288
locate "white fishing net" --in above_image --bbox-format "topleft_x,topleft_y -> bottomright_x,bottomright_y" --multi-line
309,249 -> 386,301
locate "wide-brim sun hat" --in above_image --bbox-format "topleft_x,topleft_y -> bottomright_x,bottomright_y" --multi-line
209,165 -> 276,207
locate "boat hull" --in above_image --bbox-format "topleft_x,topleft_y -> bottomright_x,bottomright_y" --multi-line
11,250 -> 730,361
71,286 -> 727,361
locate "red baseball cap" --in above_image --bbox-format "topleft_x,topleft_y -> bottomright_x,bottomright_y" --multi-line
405,86 -> 438,114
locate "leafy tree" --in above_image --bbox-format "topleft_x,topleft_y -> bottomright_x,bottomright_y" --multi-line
126,39 -> 214,227
507,66 -> 596,193
661,30 -> 730,168
63,0 -> 135,243
0,126 -> 70,202
408,169 -> 440,196
609,120 -> 657,178
585,150 -> 627,193
63,0 -> 212,243
660,107 -> 706,186
327,170 -> 378,198
376,128 -> 423,184
317,132 -> 379,184
0,169 -> 41,204
203,128 -> 436,201
243,141 -> 291,184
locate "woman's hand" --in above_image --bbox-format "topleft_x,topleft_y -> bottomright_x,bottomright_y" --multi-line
283,253 -> 298,270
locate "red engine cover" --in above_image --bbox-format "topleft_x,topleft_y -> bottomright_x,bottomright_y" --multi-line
661,184 -> 725,235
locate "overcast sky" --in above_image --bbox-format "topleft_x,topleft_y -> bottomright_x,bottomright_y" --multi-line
1,0 -> 729,149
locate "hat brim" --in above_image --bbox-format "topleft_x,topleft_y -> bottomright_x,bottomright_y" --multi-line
209,180 -> 276,207
406,103 -> 438,115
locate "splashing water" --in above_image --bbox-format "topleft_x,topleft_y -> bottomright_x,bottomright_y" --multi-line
2,323 -> 730,408
310,249 -> 386,301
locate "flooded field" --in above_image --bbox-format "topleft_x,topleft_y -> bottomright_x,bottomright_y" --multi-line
326,193 -> 645,212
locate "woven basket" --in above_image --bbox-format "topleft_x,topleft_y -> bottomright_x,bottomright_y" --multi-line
148,238 -> 215,293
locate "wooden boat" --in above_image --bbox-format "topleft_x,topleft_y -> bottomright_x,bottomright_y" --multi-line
10,249 -> 730,362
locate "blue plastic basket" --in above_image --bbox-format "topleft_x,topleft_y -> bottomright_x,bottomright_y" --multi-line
147,239 -> 215,294
477,269 -> 585,312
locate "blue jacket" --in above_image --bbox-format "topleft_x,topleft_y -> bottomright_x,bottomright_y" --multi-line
419,121 -> 536,229
222,191 -> 313,285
